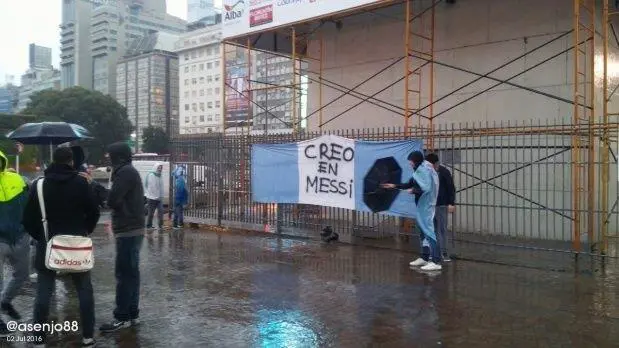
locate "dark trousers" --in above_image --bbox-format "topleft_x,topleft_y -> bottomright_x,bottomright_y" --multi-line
114,235 -> 144,321
146,199 -> 164,228
433,206 -> 449,255
33,269 -> 95,340
173,202 -> 184,227
416,225 -> 442,263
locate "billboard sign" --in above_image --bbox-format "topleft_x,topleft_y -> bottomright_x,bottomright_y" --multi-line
225,62 -> 251,129
222,0 -> 391,39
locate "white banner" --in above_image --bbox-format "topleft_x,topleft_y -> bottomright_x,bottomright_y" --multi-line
222,0 -> 390,39
297,135 -> 356,210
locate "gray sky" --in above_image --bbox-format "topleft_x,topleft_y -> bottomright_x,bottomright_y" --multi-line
0,0 -> 222,85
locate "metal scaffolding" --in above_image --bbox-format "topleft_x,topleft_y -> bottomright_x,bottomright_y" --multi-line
205,0 -> 619,258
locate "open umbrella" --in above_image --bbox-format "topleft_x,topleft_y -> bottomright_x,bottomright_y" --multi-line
363,156 -> 402,213
6,122 -> 93,158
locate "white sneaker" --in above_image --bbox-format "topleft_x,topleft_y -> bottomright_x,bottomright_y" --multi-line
30,273 -> 38,281
409,258 -> 427,267
420,262 -> 442,271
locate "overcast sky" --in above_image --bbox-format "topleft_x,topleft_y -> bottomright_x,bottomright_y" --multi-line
0,0 -> 222,85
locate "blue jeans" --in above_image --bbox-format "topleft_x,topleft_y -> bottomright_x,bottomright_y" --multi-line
114,235 -> 143,321
173,202 -> 184,227
33,269 -> 94,341
417,225 -> 442,263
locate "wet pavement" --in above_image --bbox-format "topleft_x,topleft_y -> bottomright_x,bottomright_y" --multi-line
4,225 -> 619,347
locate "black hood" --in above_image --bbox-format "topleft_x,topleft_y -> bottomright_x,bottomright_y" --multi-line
107,142 -> 132,167
44,163 -> 78,182
71,145 -> 87,172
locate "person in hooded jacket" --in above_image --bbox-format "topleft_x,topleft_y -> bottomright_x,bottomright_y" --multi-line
172,165 -> 188,229
99,142 -> 145,333
22,146 -> 100,347
0,151 -> 30,337
144,163 -> 164,230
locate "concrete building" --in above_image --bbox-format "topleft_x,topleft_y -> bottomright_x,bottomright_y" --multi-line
187,0 -> 218,23
251,52 -> 299,134
0,87 -> 15,114
60,0 -> 93,89
29,44 -> 53,70
175,25 -> 223,134
116,31 -> 179,151
60,0 -> 186,95
16,69 -> 61,112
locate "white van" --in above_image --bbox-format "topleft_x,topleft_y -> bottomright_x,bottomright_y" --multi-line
133,160 -> 171,206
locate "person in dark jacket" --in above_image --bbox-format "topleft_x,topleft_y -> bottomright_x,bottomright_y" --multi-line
0,151 -> 30,337
22,146 -> 100,347
426,153 -> 456,261
100,142 -> 145,333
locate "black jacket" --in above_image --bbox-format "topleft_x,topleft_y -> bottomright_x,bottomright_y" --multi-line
107,142 -> 144,235
22,164 -> 100,271
435,165 -> 456,206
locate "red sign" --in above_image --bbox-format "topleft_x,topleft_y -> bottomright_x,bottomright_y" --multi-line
249,5 -> 273,27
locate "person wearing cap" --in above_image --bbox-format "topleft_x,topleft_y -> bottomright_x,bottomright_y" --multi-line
99,142 -> 145,333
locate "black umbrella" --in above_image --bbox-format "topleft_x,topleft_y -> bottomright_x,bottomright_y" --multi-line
6,122 -> 92,145
6,122 -> 93,158
363,157 -> 402,213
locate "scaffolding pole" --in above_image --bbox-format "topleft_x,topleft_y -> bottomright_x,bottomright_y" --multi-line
404,0 -> 436,147
572,0 -> 596,253
292,27 -> 299,133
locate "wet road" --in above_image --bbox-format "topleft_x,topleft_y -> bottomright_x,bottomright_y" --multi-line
5,226 -> 619,347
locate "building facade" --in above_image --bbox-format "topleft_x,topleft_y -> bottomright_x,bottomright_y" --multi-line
187,0 -> 218,23
60,0 -> 186,95
0,86 -> 16,114
116,32 -> 179,151
29,44 -> 53,70
175,26 -> 223,134
251,52 -> 299,134
60,0 -> 93,89
16,70 -> 62,112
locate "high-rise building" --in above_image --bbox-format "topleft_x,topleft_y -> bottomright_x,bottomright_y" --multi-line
17,69 -> 62,112
0,83 -> 19,114
29,44 -> 53,70
116,31 -> 180,151
252,52 -> 300,134
175,25 -> 223,134
187,0 -> 217,23
60,0 -> 186,95
60,0 -> 93,89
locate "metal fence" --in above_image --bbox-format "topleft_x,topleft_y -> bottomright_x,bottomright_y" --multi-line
170,120 -> 619,268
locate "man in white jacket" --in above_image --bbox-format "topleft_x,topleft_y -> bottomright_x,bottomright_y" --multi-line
145,163 -> 164,230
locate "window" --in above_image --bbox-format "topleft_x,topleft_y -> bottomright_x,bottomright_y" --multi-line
199,102 -> 204,111
184,54 -> 188,61
184,66 -> 189,73
192,103 -> 197,111
192,116 -> 197,123
207,102 -> 213,109
192,91 -> 196,97
215,87 -> 220,94
184,117 -> 189,123
184,104 -> 189,110
192,65 -> 196,72
199,49 -> 204,57
214,75 -> 220,81
199,115 -> 205,122
199,63 -> 204,71
207,88 -> 212,95
207,62 -> 212,69
215,60 -> 220,68
207,75 -> 212,83
184,79 -> 189,85
199,89 -> 204,96
207,127 -> 213,133
192,78 -> 196,85
184,91 -> 189,98
191,51 -> 197,58
215,100 -> 220,108
199,77 -> 205,84
207,115 -> 213,121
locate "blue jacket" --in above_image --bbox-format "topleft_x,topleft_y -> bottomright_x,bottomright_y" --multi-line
0,150 -> 28,244
174,176 -> 188,204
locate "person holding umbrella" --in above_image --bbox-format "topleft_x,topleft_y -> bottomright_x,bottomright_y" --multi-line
381,151 -> 442,271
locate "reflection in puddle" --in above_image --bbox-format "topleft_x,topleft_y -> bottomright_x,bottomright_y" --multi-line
257,309 -> 319,348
